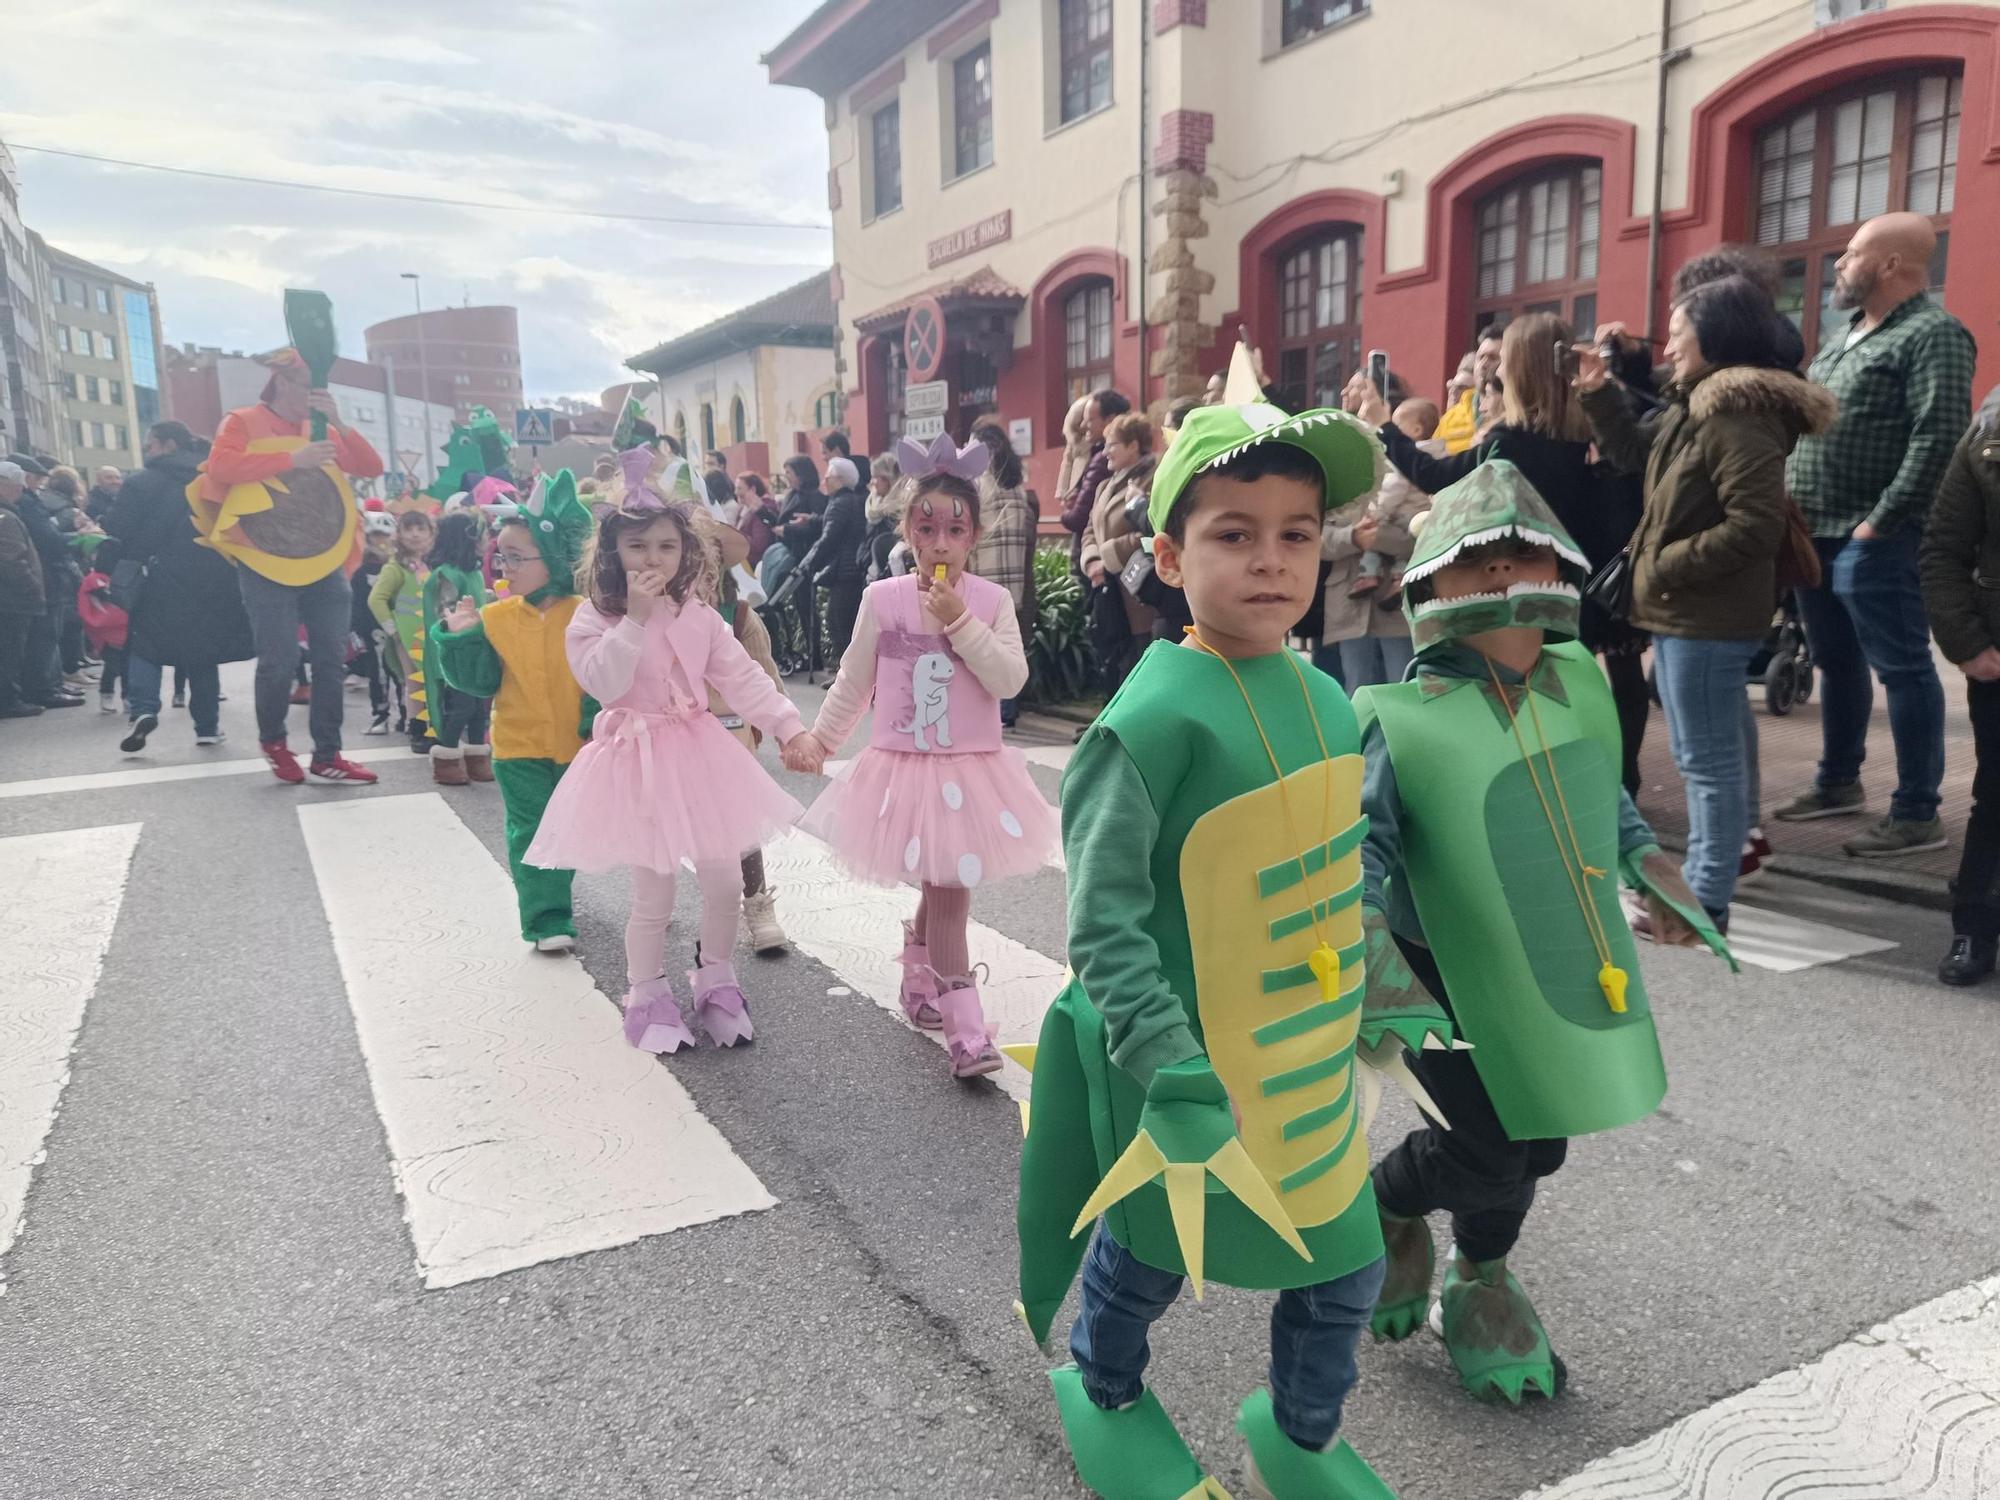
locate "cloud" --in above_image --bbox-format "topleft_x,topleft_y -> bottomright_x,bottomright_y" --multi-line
0,0 -> 832,400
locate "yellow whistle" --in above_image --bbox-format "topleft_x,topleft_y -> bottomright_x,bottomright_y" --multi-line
1598,962 -> 1629,1014
934,564 -> 949,582
1308,944 -> 1340,1003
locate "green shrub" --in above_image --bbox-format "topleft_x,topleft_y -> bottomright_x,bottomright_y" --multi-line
1024,544 -> 1095,706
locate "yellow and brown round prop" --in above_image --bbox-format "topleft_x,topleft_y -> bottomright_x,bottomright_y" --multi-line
186,435 -> 357,586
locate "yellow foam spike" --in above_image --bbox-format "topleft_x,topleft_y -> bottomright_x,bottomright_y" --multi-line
1308,943 -> 1340,1003
1205,1140 -> 1312,1263
1598,962 -> 1629,1014
1164,1163 -> 1208,1299
1001,1043 -> 1037,1073
1015,1099 -> 1030,1137
1221,338 -> 1265,405
1359,1038 -> 1451,1131
1203,1480 -> 1237,1500
1069,1132 -> 1169,1238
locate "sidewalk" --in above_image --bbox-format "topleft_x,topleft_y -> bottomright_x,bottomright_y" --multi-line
1633,649 -> 1972,909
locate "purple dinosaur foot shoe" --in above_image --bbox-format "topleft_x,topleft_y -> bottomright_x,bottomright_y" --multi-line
690,960 -> 755,1047
623,976 -> 696,1054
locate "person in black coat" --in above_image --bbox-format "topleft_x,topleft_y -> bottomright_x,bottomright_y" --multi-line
6,452 -> 80,707
814,456 -> 869,658
104,421 -> 255,749
1349,313 -> 1651,793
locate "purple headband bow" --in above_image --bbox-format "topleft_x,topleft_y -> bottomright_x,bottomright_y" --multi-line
617,445 -> 666,512
895,431 -> 988,484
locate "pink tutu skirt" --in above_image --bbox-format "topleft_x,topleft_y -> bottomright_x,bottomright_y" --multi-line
799,746 -> 1058,889
527,707 -> 802,875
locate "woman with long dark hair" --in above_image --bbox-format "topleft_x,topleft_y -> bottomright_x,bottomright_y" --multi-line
1576,275 -> 1835,929
969,419 -> 1035,726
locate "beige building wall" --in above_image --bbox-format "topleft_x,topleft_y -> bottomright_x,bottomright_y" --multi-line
39,247 -> 149,471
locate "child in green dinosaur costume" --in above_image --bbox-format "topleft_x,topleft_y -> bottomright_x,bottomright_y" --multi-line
1352,460 -> 1731,1405
430,471 -> 595,951
1016,402 -> 1454,1500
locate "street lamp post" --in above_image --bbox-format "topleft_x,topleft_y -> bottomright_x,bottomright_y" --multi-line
400,272 -> 433,487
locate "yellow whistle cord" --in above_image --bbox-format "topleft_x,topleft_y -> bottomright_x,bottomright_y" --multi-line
1485,660 -> 1629,1014
1189,631 -> 1342,1000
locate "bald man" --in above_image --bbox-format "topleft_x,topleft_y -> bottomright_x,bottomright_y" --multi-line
1780,211 -> 1977,858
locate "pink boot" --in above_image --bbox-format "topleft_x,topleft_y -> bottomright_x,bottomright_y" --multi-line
897,920 -> 943,1030
623,976 -> 696,1054
935,979 -> 1002,1079
689,959 -> 755,1047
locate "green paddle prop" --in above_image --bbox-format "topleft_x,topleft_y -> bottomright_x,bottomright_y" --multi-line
283,289 -> 339,441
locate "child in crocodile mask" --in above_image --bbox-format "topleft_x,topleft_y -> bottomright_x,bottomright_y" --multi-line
1352,459 -> 1733,1407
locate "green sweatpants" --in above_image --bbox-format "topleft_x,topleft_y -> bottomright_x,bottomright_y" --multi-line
493,756 -> 576,943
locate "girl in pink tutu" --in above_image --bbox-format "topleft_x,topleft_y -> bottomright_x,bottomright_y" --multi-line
784,435 -> 1059,1078
528,448 -> 818,1055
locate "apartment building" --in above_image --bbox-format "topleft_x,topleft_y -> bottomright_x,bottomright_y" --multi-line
0,142 -> 56,457
35,237 -> 163,472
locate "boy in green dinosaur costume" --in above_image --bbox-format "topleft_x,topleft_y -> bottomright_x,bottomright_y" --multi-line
1016,402 -> 1454,1500
430,471 -> 594,951
1352,460 -> 1731,1405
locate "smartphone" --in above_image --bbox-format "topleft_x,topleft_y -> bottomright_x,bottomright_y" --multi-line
1555,341 -> 1581,381
1366,349 -> 1391,399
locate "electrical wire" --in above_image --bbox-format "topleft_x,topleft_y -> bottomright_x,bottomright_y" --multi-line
5,142 -> 832,232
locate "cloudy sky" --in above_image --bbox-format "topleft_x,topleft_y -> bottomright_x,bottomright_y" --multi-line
0,0 -> 833,402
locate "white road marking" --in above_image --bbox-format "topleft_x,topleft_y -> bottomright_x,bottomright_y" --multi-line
0,746 -> 411,801
1726,902 -> 1898,974
766,829 -> 1069,1101
299,793 -> 774,1289
1522,1273 -> 2000,1499
0,823 -> 141,1286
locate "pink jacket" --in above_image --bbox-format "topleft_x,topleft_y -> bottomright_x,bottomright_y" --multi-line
566,596 -> 804,745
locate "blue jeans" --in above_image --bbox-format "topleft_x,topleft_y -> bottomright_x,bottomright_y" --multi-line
1069,1227 -> 1385,1451
1652,635 -> 1761,914
1337,635 -> 1414,690
127,656 -> 219,737
1796,531 -> 1946,822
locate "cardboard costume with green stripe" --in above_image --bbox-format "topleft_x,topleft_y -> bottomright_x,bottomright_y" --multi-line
1351,460 -> 1732,1405
1015,402 -> 1435,1500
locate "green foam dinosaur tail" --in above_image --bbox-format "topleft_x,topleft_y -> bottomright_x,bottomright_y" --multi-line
1016,982 -> 1100,1349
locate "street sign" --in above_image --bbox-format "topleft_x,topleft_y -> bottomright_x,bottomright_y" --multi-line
514,407 -> 556,445
904,295 -> 947,383
904,380 -> 948,416
903,414 -> 946,442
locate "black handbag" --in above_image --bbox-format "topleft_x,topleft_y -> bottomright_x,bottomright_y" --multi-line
107,558 -> 147,614
1582,549 -> 1633,621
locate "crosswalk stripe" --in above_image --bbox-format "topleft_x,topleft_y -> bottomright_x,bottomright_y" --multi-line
766,829 -> 1068,1101
298,792 -> 774,1289
0,823 -> 142,1285
1521,1272 -> 2000,1498
1724,903 -> 1897,974
0,746 -> 412,802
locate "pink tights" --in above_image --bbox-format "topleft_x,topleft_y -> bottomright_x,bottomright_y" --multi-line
913,883 -> 972,980
625,863 -> 743,986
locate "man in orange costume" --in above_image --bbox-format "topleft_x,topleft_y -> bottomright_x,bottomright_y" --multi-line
199,350 -> 384,784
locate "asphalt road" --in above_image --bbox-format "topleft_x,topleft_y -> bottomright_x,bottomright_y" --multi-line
2,663 -> 1995,1499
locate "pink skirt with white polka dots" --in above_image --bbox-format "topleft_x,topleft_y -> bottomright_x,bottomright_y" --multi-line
799,746 -> 1059,890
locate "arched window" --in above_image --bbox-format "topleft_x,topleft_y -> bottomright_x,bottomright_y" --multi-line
1753,70 -> 1961,357
673,409 -> 688,452
1061,278 -> 1115,403
1471,162 -> 1601,341
1274,226 -> 1363,412
729,395 -> 747,444
813,391 -> 840,429
700,403 -> 716,454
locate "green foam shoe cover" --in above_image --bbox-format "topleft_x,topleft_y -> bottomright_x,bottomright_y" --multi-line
1437,1258 -> 1563,1404
1369,1212 -> 1433,1342
1051,1365 -> 1229,1500
1236,1390 -> 1396,1499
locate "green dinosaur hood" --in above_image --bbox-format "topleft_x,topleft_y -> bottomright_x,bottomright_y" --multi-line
502,470 -> 592,602
1401,459 -> 1588,654
1147,402 -> 1385,536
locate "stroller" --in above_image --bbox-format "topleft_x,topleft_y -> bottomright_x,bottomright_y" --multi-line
1750,590 -> 1814,715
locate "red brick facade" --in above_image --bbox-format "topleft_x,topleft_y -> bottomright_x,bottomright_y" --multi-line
1153,109 -> 1214,175
1153,0 -> 1207,31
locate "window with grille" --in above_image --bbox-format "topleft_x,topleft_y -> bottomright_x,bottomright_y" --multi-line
1471,163 -> 1601,343
870,102 -> 902,217
953,44 -> 994,178
95,287 -> 111,314
700,404 -> 716,454
730,396 -> 746,444
1754,70 -> 1961,357
1282,0 -> 1369,48
1274,227 -> 1363,413
1059,0 -> 1113,125
1062,279 -> 1115,404
814,392 -> 840,429
86,376 -> 100,402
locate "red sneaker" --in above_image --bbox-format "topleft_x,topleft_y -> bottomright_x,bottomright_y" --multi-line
309,754 -> 379,784
261,739 -> 306,785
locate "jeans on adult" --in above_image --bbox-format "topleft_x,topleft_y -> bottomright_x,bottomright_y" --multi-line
1796,531 -> 1946,822
1310,643 -> 1347,689
1652,634 -> 1762,915
1336,635 -> 1414,691
60,595 -> 85,672
1069,1227 -> 1385,1451
825,576 -> 866,663
126,656 -> 220,736
1951,677 -> 2000,940
239,567 -> 352,757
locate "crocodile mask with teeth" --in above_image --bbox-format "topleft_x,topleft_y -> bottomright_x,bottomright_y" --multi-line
1401,459 -> 1590,654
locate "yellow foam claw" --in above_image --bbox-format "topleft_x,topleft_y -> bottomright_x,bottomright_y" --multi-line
1358,1037 -> 1452,1130
1202,1480 -> 1237,1500
1001,1043 -> 1037,1073
1069,1132 -> 1170,1238
1164,1163 -> 1208,1298
1204,1139 -> 1312,1264
1015,1099 -> 1031,1137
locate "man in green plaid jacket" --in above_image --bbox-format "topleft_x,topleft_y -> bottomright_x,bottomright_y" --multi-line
1778,211 -> 1976,859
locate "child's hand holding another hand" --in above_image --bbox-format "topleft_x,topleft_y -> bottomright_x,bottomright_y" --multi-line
781,732 -> 825,775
